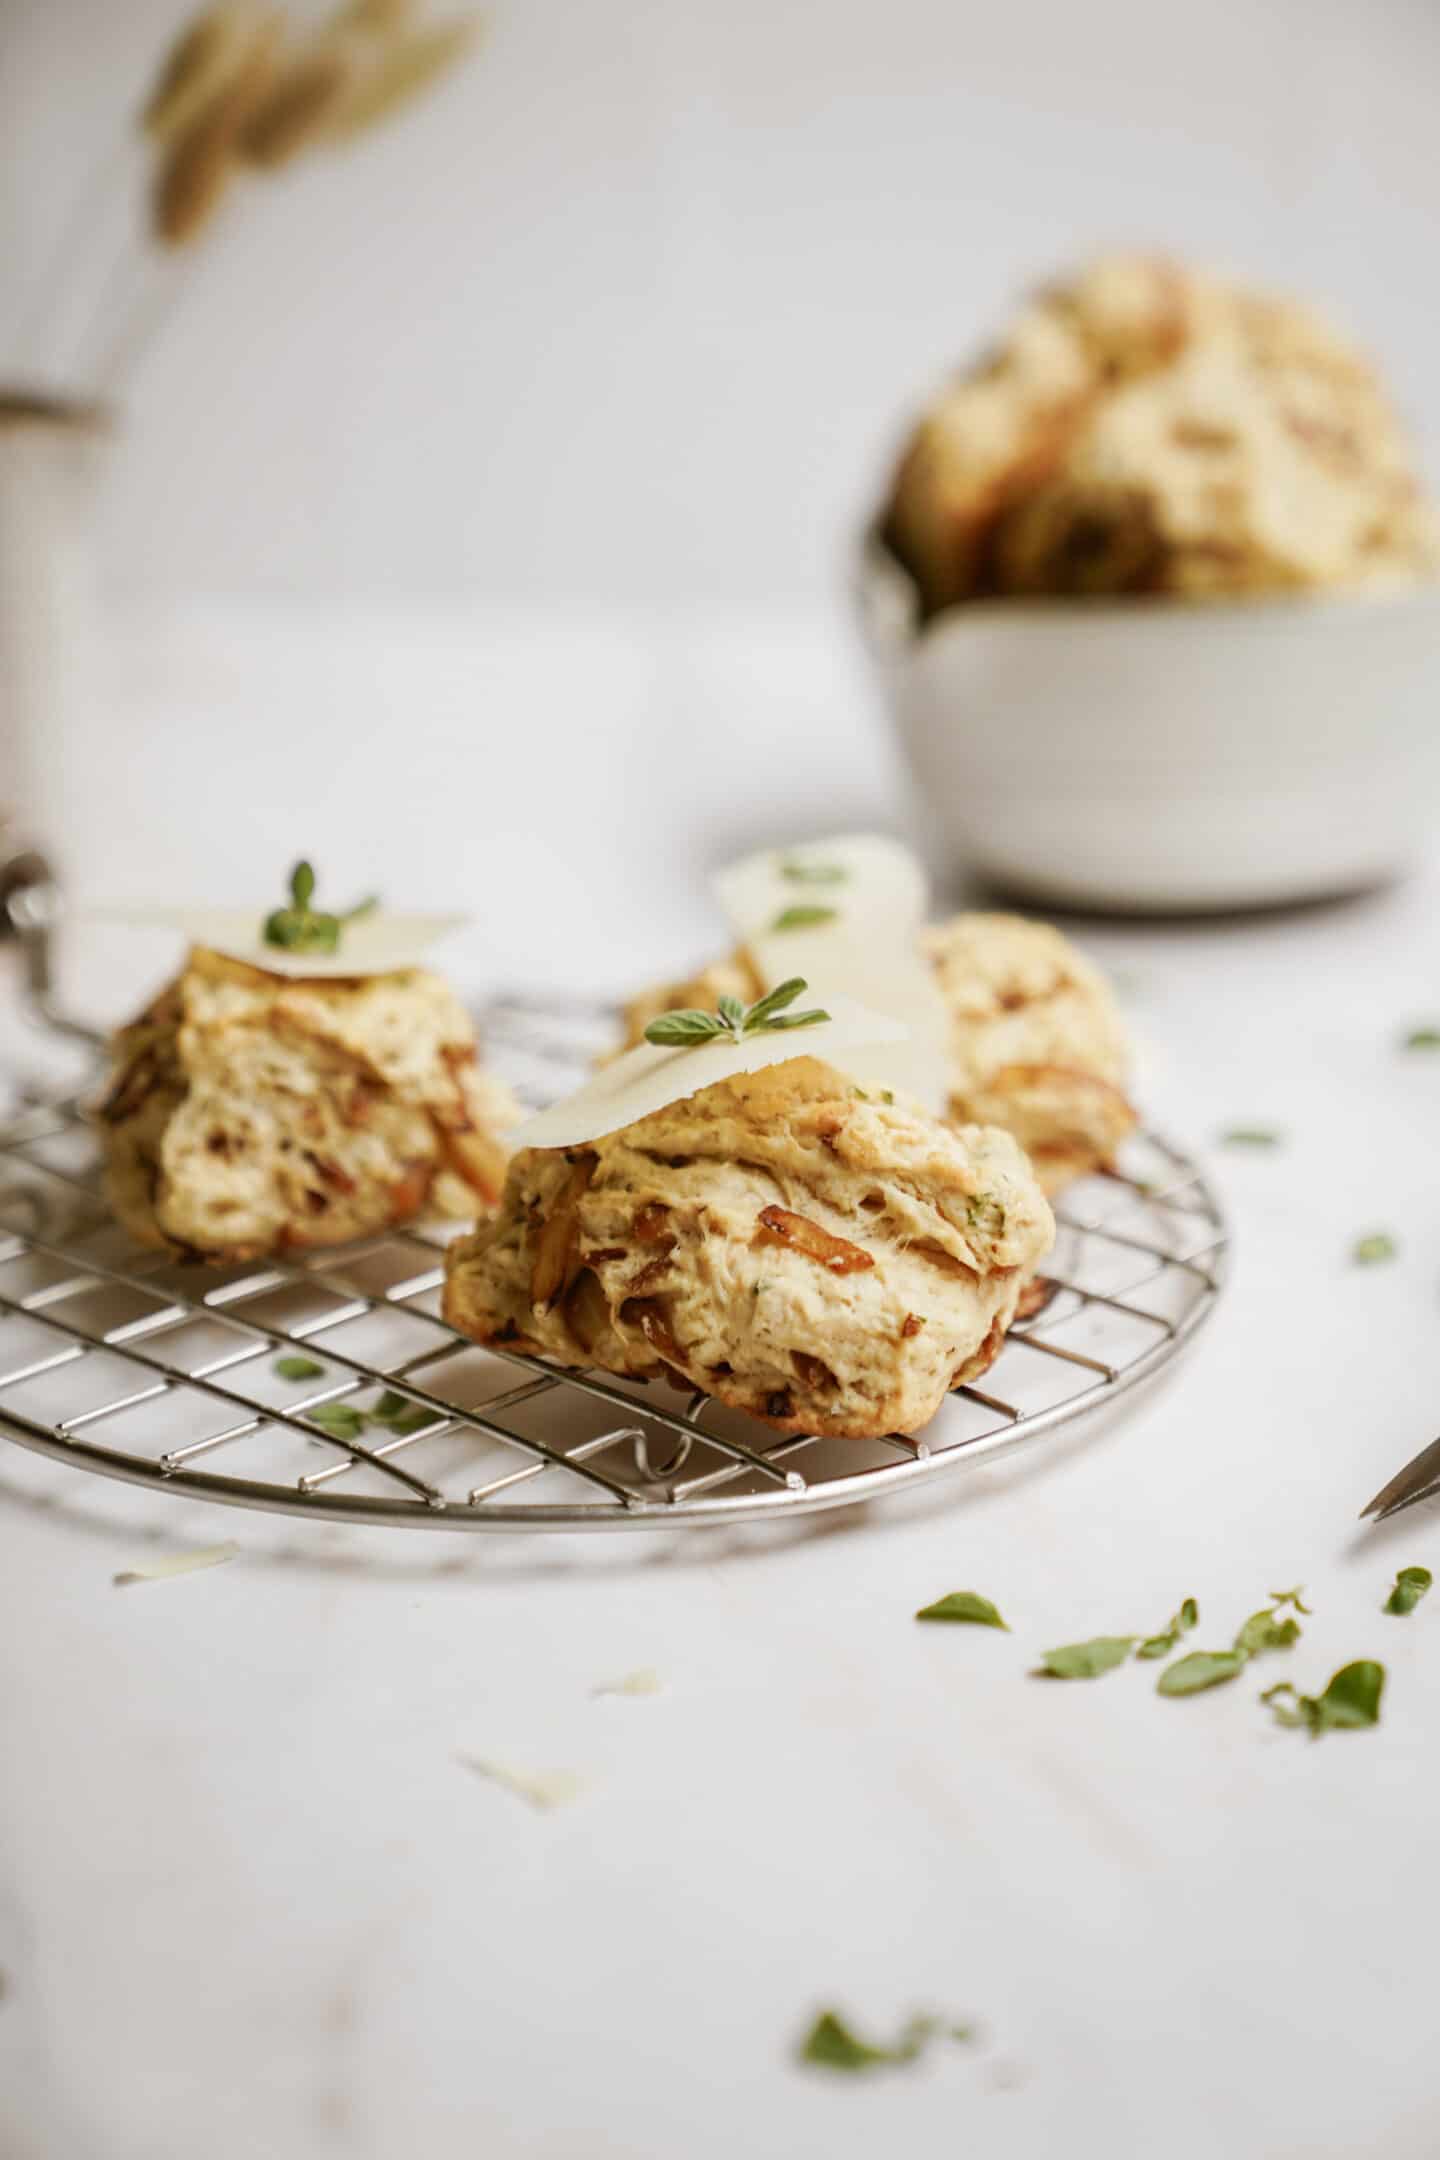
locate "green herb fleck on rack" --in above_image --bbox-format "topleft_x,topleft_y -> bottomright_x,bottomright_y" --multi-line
643,977 -> 830,1049
1385,1565 -> 1432,1616
273,1354 -> 324,1382
262,860 -> 378,956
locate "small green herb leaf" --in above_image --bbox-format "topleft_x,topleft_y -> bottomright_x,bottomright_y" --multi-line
915,1591 -> 1008,1630
1402,1025 -> 1440,1050
643,1009 -> 725,1047
1267,1586 -> 1312,1615
263,861 -> 379,955
778,857 -> 848,887
1234,1609 -> 1301,1657
798,2010 -> 970,2075
642,978 -> 831,1050
1220,1127 -> 1282,1149
1386,1565 -> 1432,1617
383,1406 -> 441,1437
1035,1636 -> 1135,1679
770,904 -> 838,932
273,1354 -> 324,1381
1136,1597 -> 1200,1659
307,1403 -> 366,1442
1263,1660 -> 1385,1735
756,1007 -> 829,1030
1352,1232 -> 1397,1266
1157,1649 -> 1248,1696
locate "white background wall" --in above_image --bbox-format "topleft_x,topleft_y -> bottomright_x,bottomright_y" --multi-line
3,0 -> 1440,993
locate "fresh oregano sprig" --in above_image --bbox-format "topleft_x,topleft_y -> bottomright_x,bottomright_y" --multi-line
643,977 -> 830,1049
263,860 -> 378,955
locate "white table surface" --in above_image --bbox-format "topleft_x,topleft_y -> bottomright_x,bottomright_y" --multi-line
3,810 -> 1440,2159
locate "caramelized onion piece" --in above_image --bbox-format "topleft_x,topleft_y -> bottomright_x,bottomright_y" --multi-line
755,1205 -> 874,1275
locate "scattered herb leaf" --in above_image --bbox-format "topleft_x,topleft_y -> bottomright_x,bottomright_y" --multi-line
770,904 -> 838,933
1136,1596 -> 1199,1660
1234,1609 -> 1301,1656
1262,1660 -> 1385,1736
778,857 -> 848,887
306,1402 -> 367,1442
1157,1649 -> 1249,1696
1219,1127 -> 1282,1149
644,977 -> 830,1049
1402,1026 -> 1440,1051
1035,1636 -> 1135,1679
262,859 -> 377,954
273,1354 -> 324,1381
1352,1232 -> 1397,1266
1386,1565 -> 1432,1617
798,2010 -> 971,2075
113,1542 -> 239,1587
1268,1587 -> 1312,1615
916,1591 -> 1009,1630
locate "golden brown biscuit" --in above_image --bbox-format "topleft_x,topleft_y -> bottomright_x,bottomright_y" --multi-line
443,1057 -> 1054,1440
921,913 -> 1136,1191
613,914 -> 1135,1192
100,946 -> 518,1261
882,255 -> 1438,611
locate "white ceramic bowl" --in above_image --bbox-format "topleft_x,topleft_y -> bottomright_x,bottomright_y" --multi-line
857,534 -> 1440,913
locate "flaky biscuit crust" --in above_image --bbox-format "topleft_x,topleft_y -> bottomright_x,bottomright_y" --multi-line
443,1056 -> 1054,1440
99,947 -> 518,1261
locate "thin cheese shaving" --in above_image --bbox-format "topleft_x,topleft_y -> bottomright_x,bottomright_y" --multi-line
712,835 -> 950,1113
88,905 -> 466,980
511,992 -> 908,1149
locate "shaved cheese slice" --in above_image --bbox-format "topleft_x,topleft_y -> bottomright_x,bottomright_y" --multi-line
712,835 -> 950,1113
89,905 -> 466,980
511,992 -> 908,1149
457,1757 -> 587,1812
112,1541 -> 239,1587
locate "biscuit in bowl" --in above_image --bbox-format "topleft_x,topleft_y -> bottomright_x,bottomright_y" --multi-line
443,1056 -> 1054,1441
100,947 -> 518,1261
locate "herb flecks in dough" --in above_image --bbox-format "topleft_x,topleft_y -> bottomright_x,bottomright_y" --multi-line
262,860 -> 378,955
642,977 -> 830,1049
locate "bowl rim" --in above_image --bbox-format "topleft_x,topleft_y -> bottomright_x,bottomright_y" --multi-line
855,521 -> 1440,647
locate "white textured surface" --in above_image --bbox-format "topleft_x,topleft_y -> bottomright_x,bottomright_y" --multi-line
3,844 -> 1440,2160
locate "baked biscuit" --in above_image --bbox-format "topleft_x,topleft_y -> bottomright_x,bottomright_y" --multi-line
100,946 -> 518,1260
922,913 -> 1135,1191
883,255 -> 1438,611
443,1057 -> 1054,1440
613,913 -> 1134,1192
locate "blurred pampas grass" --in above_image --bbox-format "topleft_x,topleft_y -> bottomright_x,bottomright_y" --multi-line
12,0 -> 483,399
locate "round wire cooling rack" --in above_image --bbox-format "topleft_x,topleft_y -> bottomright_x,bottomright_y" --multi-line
0,986 -> 1229,1533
